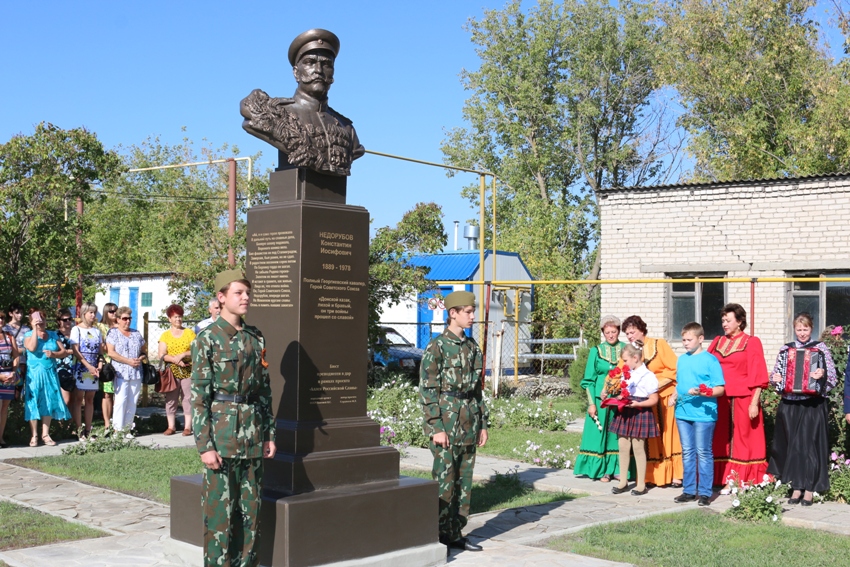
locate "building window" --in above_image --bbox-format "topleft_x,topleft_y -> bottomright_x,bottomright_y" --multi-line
668,276 -> 726,340
141,292 -> 153,307
789,274 -> 850,337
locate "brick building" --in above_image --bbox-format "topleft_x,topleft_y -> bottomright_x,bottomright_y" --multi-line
597,172 -> 850,359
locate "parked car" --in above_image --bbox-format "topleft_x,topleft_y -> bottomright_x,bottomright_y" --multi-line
372,326 -> 424,377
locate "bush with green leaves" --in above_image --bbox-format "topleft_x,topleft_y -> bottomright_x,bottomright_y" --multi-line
489,396 -> 573,431
514,439 -> 574,469
61,426 -> 150,456
826,451 -> 850,503
723,472 -> 787,523
367,372 -> 429,448
568,347 -> 590,409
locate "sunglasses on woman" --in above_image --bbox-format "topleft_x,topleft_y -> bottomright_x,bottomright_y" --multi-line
119,316 -> 132,321
58,317 -> 72,322
107,309 -> 117,314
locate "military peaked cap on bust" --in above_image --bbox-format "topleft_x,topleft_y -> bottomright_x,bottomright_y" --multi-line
214,269 -> 249,293
288,29 -> 340,66
444,291 -> 476,311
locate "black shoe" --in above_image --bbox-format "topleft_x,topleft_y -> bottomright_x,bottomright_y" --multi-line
611,485 -> 629,494
674,493 -> 696,503
698,496 -> 711,506
631,487 -> 649,496
788,496 -> 801,505
448,537 -> 483,551
801,498 -> 813,507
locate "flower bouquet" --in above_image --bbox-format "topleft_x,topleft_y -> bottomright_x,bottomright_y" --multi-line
698,383 -> 713,396
601,366 -> 632,411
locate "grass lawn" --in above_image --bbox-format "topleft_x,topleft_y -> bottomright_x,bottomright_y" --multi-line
10,447 -> 202,504
0,501 -> 106,550
13,447 -> 579,516
550,509 -> 850,567
402,468 -> 582,514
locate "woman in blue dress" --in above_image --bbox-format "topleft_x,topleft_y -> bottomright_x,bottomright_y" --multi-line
23,310 -> 71,446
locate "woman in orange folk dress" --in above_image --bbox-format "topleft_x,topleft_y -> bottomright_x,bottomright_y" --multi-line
707,303 -> 768,488
622,315 -> 682,487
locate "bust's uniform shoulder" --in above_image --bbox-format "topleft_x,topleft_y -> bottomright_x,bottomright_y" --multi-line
327,106 -> 354,126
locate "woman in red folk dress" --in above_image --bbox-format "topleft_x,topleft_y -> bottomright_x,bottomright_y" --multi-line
707,303 -> 768,488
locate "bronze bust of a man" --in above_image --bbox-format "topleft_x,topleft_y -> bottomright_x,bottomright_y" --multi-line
241,29 -> 365,176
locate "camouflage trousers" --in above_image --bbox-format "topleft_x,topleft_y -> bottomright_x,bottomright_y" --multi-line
430,440 -> 477,542
202,457 -> 264,567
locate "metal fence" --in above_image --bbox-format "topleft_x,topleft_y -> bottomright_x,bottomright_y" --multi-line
379,321 -> 585,382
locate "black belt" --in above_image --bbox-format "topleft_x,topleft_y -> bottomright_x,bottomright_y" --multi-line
214,393 -> 258,404
442,390 -> 475,400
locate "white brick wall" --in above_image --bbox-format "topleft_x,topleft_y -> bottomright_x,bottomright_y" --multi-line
598,175 -> 850,364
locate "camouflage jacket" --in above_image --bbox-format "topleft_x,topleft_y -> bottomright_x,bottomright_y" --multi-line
191,317 -> 275,459
419,328 -> 489,446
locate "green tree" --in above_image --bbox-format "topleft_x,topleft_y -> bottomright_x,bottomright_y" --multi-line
660,0 -> 849,180
369,202 -> 446,346
0,123 -> 124,311
85,135 -> 268,319
442,0 -> 674,335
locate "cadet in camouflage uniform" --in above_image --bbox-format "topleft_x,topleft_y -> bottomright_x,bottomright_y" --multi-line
419,291 -> 488,552
191,270 -> 276,567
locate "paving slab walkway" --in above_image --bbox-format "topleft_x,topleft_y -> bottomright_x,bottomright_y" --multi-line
1,437 -> 850,566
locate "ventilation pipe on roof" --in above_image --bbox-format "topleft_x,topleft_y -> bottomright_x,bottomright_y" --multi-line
453,220 -> 460,251
464,225 -> 480,250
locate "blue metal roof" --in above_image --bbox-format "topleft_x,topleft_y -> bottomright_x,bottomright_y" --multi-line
408,251 -> 484,281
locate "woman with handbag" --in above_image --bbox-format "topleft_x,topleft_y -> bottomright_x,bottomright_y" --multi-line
158,304 -> 195,436
0,317 -> 20,448
55,309 -> 77,418
70,303 -> 103,440
23,310 -> 72,446
96,302 -> 118,430
106,306 -> 146,437
3,303 -> 31,402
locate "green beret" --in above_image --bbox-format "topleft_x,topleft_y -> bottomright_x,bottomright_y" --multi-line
288,29 -> 340,67
214,269 -> 248,293
444,291 -> 476,311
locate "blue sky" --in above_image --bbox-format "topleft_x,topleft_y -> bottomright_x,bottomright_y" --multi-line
0,0 -> 504,242
1,1 -> 846,244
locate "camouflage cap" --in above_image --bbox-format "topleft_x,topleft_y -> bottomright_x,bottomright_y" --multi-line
288,29 -> 340,66
444,291 -> 476,311
214,269 -> 248,293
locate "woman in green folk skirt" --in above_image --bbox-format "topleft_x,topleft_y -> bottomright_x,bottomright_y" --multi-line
573,315 -> 626,481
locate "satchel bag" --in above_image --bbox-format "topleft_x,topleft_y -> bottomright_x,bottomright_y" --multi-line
155,364 -> 178,393
99,359 -> 116,383
142,362 -> 160,386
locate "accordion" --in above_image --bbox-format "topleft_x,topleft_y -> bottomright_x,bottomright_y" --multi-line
779,343 -> 827,396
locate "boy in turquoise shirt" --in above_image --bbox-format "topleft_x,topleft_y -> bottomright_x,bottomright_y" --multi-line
671,322 -> 725,506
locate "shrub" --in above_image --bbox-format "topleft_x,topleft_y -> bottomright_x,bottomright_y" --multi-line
568,347 -> 590,406
826,451 -> 850,503
723,471 -> 787,523
61,425 -> 149,455
367,372 -> 429,448
513,439 -> 573,469
489,397 -> 573,431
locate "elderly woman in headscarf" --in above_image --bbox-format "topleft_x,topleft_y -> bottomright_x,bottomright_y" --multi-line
573,315 -> 627,481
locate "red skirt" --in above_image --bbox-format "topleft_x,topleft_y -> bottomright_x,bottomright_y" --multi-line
610,405 -> 659,439
713,394 -> 768,485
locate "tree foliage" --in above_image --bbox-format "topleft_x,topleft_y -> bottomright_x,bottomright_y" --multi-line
0,123 -> 124,312
85,136 -> 268,320
368,202 -> 446,346
660,0 -> 850,180
442,0 -> 675,335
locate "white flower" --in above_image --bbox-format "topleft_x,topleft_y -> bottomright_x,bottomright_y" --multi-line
772,514 -> 778,522
765,496 -> 773,503
763,474 -> 770,481
775,480 -> 782,488
731,488 -> 738,495
732,499 -> 741,507
813,492 -> 820,498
